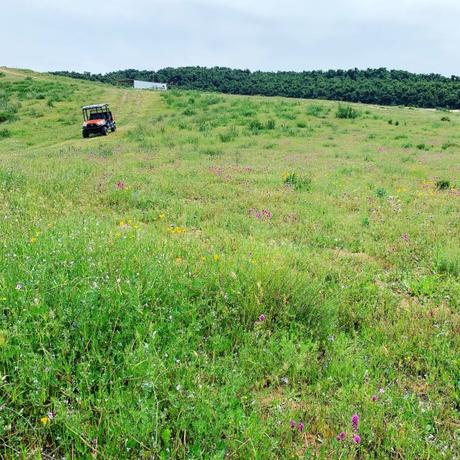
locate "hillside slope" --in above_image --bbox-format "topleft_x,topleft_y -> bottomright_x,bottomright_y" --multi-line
0,68 -> 459,458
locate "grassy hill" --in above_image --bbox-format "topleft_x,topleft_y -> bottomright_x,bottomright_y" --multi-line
0,67 -> 459,458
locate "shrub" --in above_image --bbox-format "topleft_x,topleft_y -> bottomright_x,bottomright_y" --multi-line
441,116 -> 450,122
283,172 -> 312,191
376,188 -> 387,198
307,104 -> 329,118
435,249 -> 459,276
183,108 -> 195,116
436,179 -> 450,190
0,128 -> 11,139
201,147 -> 223,156
219,126 -> 238,143
442,142 -> 458,150
335,104 -> 359,119
265,119 -> 276,130
248,119 -> 263,133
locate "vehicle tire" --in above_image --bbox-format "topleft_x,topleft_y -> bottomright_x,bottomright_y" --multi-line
101,126 -> 108,136
111,125 -> 116,132
82,130 -> 89,138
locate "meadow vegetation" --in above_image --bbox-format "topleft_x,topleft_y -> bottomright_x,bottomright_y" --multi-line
0,67 -> 459,458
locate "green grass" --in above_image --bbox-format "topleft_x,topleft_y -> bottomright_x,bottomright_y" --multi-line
0,67 -> 459,459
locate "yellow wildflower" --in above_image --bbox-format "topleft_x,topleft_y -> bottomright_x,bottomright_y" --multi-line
40,416 -> 49,425
30,236 -> 37,244
159,213 -> 165,220
213,255 -> 220,262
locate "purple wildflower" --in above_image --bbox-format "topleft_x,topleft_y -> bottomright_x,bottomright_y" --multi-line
351,413 -> 359,432
116,181 -> 125,190
290,420 -> 296,429
372,395 -> 378,402
336,431 -> 346,441
258,314 -> 266,322
297,422 -> 304,432
402,233 -> 409,242
353,434 -> 361,444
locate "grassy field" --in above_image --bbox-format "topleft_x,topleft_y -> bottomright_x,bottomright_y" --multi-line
0,67 -> 459,459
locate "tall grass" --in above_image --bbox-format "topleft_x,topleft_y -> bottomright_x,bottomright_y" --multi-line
0,69 -> 459,458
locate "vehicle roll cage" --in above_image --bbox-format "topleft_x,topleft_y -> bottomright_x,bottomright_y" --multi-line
82,103 -> 112,121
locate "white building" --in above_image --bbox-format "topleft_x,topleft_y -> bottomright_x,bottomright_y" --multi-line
133,80 -> 168,91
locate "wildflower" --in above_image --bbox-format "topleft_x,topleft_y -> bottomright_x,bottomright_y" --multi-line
353,434 -> 361,444
290,420 -> 296,429
336,432 -> 346,441
402,234 -> 410,242
15,283 -> 23,290
379,388 -> 385,393
213,254 -> 220,262
116,181 -> 125,190
159,213 -> 165,220
30,236 -> 37,244
371,395 -> 378,402
168,226 -> 186,234
258,314 -> 266,322
40,416 -> 49,425
351,413 -> 359,432
47,411 -> 55,420
261,209 -> 273,219
297,422 -> 305,432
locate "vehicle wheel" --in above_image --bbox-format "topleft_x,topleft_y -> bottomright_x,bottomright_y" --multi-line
82,131 -> 89,138
101,126 -> 108,136
111,125 -> 116,132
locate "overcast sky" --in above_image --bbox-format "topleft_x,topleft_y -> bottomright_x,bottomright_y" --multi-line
2,0 -> 460,76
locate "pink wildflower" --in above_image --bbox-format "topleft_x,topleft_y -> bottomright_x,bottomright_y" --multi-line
336,431 -> 346,441
351,413 -> 359,432
297,422 -> 304,432
117,181 -> 125,190
290,420 -> 296,429
353,434 -> 361,444
258,314 -> 266,322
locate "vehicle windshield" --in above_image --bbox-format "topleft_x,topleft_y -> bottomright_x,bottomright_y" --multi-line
89,112 -> 108,120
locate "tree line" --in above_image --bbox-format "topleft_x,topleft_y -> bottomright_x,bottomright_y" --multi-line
51,67 -> 460,109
